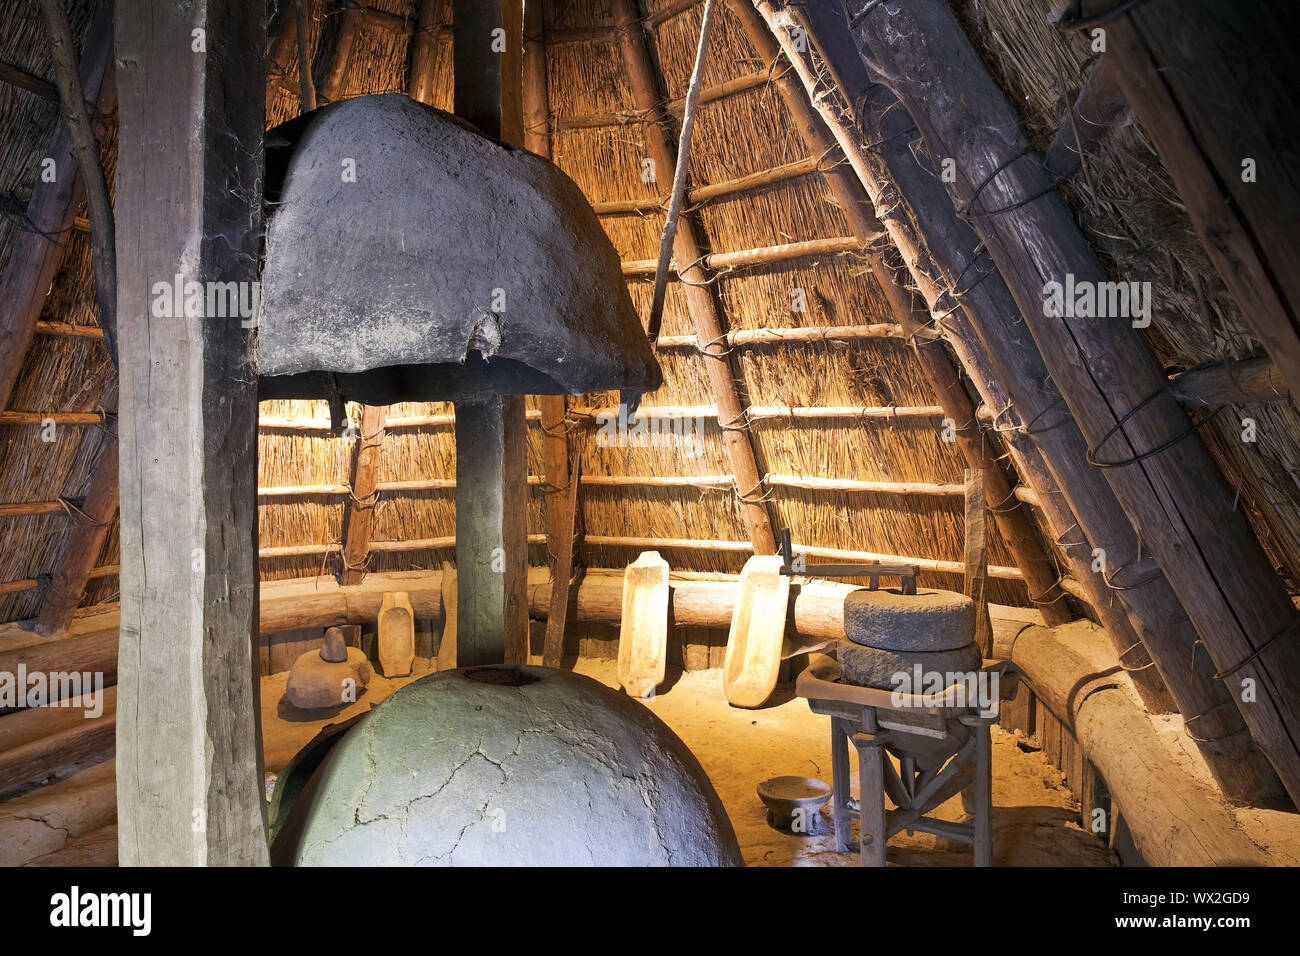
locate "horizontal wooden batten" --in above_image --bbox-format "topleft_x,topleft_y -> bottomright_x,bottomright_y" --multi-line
0,59 -> 59,102
592,156 -> 822,216
764,474 -> 963,496
0,411 -> 106,426
654,323 -> 903,348
0,500 -> 73,517
583,535 -> 1023,580
554,68 -> 772,131
258,534 -> 548,560
623,236 -> 864,275
34,320 -> 103,338
0,564 -> 117,596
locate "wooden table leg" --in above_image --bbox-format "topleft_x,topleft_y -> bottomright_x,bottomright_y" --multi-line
973,721 -> 993,866
854,732 -> 888,866
831,717 -> 852,853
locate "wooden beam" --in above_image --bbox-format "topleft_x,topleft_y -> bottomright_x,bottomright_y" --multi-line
553,68 -> 776,131
584,535 -> 1023,580
317,0 -> 366,104
654,323 -> 902,348
1104,5 -> 1300,409
782,1 -> 1183,712
847,0 -> 1300,806
613,0 -> 776,555
407,0 -> 447,105
1170,357 -> 1289,406
997,624 -> 1267,866
729,0 -> 1072,629
622,235 -> 864,275
1043,54 -> 1128,180
0,59 -> 59,103
592,156 -> 823,215
0,5 -> 113,414
964,469 -> 992,655
266,0 -> 300,108
338,404 -> 385,585
524,0 -> 580,669
115,0 -> 269,864
34,392 -> 118,636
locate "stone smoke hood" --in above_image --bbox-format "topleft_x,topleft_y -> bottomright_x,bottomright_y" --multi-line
256,93 -> 661,406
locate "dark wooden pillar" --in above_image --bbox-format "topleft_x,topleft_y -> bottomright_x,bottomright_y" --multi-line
115,0 -> 269,864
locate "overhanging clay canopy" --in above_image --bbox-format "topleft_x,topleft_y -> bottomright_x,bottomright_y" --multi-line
256,93 -> 661,405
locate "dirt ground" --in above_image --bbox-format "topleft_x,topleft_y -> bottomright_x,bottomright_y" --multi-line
261,655 -> 1114,867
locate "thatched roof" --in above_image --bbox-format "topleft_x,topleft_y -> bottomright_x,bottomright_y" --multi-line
0,0 -> 1297,628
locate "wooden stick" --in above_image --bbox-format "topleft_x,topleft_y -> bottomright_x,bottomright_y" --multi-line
964,469 -> 992,655
553,69 -> 773,130
1170,357 -> 1289,406
0,410 -> 106,426
1043,54 -> 1128,180
407,0 -> 447,105
339,403 -> 385,585
318,0 -> 366,104
0,4 -> 113,413
0,59 -> 59,103
648,0 -> 717,342
765,474 -> 963,496
38,0 -> 116,365
295,0 -> 316,110
35,394 -> 118,637
623,235 -> 862,274
612,0 -> 776,555
543,448 -> 582,668
34,320 -> 103,339
584,535 -> 1023,580
654,323 -> 902,348
0,500 -> 70,517
592,156 -> 822,216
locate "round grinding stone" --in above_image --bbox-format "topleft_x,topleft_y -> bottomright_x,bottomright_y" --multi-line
837,640 -> 984,693
843,587 -> 975,652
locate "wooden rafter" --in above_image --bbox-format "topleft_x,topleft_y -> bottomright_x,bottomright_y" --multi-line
0,2 -> 114,414
843,0 -> 1300,806
610,0 -> 776,554
728,0 -> 1072,626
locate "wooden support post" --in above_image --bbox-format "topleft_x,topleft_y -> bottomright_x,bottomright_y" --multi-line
115,0 -> 269,864
611,0 -> 776,554
407,0 -> 447,105
453,0 -> 501,137
523,2 -> 581,668
295,0 -> 317,110
964,469 -> 991,657
1102,5 -> 1300,403
845,0 -> 1300,806
339,403 -> 385,585
317,0 -> 365,103
34,391 -> 118,636
0,3 -> 113,413
266,0 -> 300,107
729,0 -> 1069,623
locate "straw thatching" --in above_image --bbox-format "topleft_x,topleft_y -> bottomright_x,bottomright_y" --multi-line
2,0 -> 1298,630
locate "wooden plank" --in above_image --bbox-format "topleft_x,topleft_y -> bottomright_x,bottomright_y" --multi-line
339,404 -> 385,585
0,687 -> 116,795
848,0 -> 1300,806
611,0 -> 776,555
114,0 -> 269,865
964,469 -> 992,656
0,4 -> 113,413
